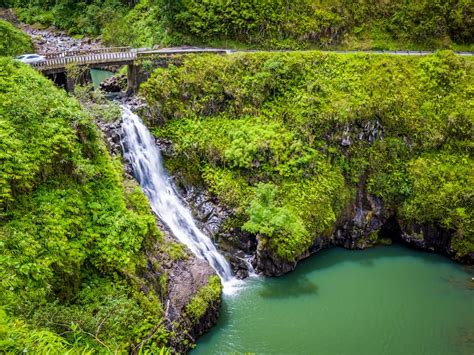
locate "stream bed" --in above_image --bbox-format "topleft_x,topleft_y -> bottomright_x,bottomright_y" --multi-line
193,244 -> 473,355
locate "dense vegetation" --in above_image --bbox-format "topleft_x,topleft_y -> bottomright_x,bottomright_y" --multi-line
0,19 -> 33,56
0,58 -> 173,352
4,0 -> 473,50
142,51 -> 473,262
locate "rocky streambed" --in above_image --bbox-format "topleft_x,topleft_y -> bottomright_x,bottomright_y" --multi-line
1,8 -> 102,54
22,24 -> 101,54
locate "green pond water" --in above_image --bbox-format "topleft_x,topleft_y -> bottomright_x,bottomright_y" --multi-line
193,245 -> 473,355
90,69 -> 114,89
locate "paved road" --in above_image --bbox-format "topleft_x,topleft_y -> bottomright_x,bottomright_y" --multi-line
33,47 -> 474,74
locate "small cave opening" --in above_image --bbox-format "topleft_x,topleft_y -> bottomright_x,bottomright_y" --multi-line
378,215 -> 403,244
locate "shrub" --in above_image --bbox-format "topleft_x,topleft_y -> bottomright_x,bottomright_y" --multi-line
0,19 -> 34,56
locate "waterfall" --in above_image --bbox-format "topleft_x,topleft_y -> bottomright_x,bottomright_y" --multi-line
120,107 -> 240,294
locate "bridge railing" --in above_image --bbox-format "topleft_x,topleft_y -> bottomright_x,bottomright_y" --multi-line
33,51 -> 137,71
44,47 -> 133,60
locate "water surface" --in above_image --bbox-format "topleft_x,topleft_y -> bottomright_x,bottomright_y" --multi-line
90,68 -> 114,89
194,245 -> 473,355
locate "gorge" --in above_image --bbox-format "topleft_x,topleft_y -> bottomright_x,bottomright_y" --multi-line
1,2 -> 473,353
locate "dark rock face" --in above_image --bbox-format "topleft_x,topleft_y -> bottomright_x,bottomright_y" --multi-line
142,232 -> 221,354
400,223 -> 452,253
335,120 -> 385,148
398,222 -> 473,264
181,185 -> 231,237
254,236 -> 299,276
252,184 -> 473,276
333,183 -> 387,249
96,119 -> 123,155
178,184 -> 258,279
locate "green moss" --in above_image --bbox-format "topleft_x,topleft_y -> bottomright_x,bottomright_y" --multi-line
0,19 -> 34,56
185,276 -> 222,324
161,241 -> 188,261
400,153 -> 473,256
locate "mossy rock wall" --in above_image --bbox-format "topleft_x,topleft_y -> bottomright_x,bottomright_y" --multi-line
142,51 -> 473,268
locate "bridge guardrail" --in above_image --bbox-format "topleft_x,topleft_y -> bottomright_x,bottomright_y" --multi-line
33,51 -> 137,71
44,47 -> 133,60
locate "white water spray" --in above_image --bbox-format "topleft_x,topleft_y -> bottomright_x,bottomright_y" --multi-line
120,107 -> 240,294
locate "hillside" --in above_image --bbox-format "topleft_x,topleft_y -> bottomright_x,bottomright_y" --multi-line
3,0 -> 473,50
142,51 -> 474,272
0,58 -> 219,353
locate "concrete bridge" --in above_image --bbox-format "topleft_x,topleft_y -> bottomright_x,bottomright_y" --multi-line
32,47 -> 472,92
33,47 -> 230,92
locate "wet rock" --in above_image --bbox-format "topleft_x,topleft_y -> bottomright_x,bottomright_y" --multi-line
181,185 -> 232,239
336,120 -> 385,148
96,119 -> 125,157
166,256 -> 216,321
171,176 -> 258,278
226,251 -> 255,279
254,236 -> 300,276
100,74 -> 127,93
333,184 -> 387,249
399,222 -> 473,264
122,95 -> 150,115
220,229 -> 257,255
155,138 -> 175,157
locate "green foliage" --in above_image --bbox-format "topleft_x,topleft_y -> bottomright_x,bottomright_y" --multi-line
202,166 -> 252,212
6,0 -> 473,49
0,58 -> 170,352
161,241 -> 188,261
102,0 -> 166,47
12,0 -> 129,37
0,19 -> 34,56
243,184 -> 311,261
400,153 -> 473,256
29,278 -> 167,352
185,276 -> 222,323
0,308 -> 86,354
172,0 -> 343,48
73,83 -> 122,122
144,50 -> 473,261
366,138 -> 413,205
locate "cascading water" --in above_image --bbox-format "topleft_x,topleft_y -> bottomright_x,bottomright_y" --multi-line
119,107 -> 240,294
